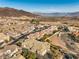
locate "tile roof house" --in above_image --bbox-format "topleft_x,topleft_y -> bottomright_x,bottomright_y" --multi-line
47,32 -> 67,49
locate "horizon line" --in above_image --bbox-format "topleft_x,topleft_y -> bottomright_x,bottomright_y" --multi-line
0,7 -> 79,13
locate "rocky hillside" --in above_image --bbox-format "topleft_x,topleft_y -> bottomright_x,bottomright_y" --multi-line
0,7 -> 38,17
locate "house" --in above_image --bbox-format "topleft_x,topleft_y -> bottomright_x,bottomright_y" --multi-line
46,32 -> 67,49
0,33 -> 11,47
22,39 -> 50,56
0,33 -> 10,42
0,45 -> 20,59
73,31 -> 79,37
68,26 -> 79,32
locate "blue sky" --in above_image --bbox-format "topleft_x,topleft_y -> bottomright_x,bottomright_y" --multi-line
0,0 -> 79,12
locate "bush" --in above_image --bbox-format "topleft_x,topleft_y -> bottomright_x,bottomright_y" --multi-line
16,41 -> 22,47
68,33 -> 77,42
50,44 -> 62,59
52,30 -> 58,34
63,53 -> 78,59
21,48 -> 36,59
30,19 -> 39,25
58,25 -> 69,32
38,34 -> 51,42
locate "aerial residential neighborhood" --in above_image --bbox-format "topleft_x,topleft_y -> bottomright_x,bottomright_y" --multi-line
0,0 -> 79,59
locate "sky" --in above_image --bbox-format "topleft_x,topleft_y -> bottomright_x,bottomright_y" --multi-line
0,0 -> 79,13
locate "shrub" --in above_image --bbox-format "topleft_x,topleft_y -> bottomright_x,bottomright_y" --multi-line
52,30 -> 58,34
63,53 -> 78,59
58,25 -> 69,32
50,44 -> 62,59
16,41 -> 22,47
38,34 -> 51,42
30,19 -> 39,25
21,48 -> 36,59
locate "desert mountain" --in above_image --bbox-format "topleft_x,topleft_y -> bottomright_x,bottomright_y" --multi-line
0,7 -> 38,17
34,12 -> 79,17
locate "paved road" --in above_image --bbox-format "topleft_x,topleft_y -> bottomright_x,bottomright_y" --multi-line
8,25 -> 51,45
